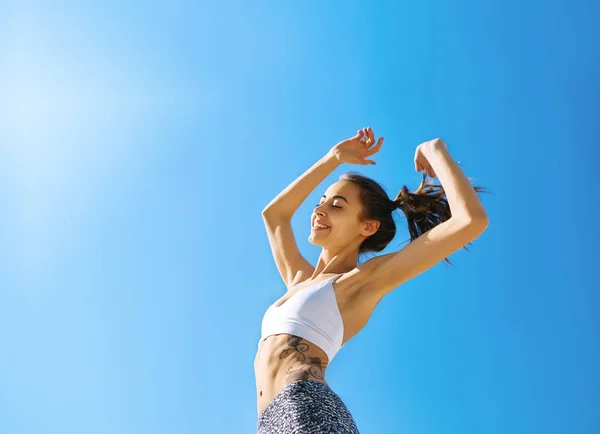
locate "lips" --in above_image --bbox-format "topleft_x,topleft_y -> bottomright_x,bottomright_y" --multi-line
313,218 -> 330,227
312,225 -> 331,233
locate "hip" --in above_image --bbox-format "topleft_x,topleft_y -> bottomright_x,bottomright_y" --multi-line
257,380 -> 360,434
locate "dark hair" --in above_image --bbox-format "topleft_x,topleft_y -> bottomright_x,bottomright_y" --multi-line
339,171 -> 489,266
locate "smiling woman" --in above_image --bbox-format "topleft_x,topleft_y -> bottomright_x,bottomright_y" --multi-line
257,127 -> 489,433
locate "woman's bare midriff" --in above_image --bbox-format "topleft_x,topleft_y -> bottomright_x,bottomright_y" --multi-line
254,333 -> 332,417
254,272 -> 382,418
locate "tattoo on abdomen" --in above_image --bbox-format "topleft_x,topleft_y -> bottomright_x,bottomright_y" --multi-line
279,335 -> 326,384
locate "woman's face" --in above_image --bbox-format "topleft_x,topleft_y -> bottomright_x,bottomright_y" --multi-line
309,181 -> 376,248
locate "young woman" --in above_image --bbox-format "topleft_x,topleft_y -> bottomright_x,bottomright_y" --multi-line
256,127 -> 488,433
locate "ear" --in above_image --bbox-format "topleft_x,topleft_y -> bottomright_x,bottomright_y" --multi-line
362,219 -> 380,236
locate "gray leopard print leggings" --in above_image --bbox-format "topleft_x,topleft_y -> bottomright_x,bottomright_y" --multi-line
257,380 -> 360,433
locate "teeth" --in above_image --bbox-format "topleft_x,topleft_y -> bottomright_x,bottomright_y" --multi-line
313,223 -> 329,229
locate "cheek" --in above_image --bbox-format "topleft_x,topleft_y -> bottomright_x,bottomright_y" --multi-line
334,220 -> 358,236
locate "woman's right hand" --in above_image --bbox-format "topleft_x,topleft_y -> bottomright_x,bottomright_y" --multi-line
330,127 -> 384,165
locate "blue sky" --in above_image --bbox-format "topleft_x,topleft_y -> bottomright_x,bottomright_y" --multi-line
0,1 -> 598,433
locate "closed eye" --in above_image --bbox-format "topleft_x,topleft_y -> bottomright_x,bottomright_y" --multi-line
315,203 -> 342,209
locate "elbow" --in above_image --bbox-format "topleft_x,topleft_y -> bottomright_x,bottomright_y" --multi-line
455,213 -> 488,238
262,207 -> 292,221
471,211 -> 488,225
466,213 -> 489,236
262,207 -> 280,216
262,205 -> 278,215
455,210 -> 489,226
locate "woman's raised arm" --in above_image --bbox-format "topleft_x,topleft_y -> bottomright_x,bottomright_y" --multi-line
262,127 -> 381,219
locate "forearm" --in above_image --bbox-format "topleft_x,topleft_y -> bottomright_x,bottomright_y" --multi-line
262,151 -> 341,219
424,142 -> 488,221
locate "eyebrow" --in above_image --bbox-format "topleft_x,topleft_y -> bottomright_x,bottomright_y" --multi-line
321,194 -> 349,204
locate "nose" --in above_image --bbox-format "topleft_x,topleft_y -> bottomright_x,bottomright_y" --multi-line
315,208 -> 326,217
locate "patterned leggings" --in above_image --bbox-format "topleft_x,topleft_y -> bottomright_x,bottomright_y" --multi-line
257,380 -> 360,434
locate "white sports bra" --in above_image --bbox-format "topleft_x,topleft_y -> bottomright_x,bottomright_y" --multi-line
258,274 -> 344,362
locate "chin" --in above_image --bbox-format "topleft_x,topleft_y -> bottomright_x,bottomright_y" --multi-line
307,234 -> 325,247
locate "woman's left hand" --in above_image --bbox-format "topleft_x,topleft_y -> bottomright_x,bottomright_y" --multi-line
414,138 -> 447,178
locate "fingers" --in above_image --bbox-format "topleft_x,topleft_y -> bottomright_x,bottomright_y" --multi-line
416,162 -> 435,177
358,127 -> 378,139
362,127 -> 375,146
366,137 -> 384,156
357,127 -> 382,166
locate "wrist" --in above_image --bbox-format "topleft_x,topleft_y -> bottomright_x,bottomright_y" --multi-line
325,149 -> 343,166
423,138 -> 448,156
